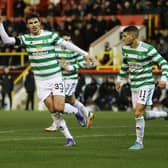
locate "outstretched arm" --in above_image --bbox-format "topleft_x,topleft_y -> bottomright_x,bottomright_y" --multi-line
59,40 -> 95,64
0,17 -> 16,44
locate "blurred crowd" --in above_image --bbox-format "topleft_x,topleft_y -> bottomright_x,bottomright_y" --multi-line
0,0 -> 168,65
75,75 -> 168,112
1,0 -> 167,18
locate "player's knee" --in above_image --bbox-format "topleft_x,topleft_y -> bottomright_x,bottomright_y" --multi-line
54,103 -> 64,112
135,111 -> 143,118
47,106 -> 55,113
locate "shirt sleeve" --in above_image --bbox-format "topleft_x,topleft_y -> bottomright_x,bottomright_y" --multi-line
69,53 -> 87,71
117,48 -> 129,82
149,46 -> 168,81
0,23 -> 16,44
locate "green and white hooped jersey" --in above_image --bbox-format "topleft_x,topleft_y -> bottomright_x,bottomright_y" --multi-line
119,41 -> 168,90
55,48 -> 86,80
19,30 -> 63,80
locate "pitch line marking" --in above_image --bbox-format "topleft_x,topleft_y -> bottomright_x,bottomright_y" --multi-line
0,132 -> 168,142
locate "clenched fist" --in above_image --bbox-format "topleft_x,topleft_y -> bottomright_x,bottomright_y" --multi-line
158,80 -> 166,88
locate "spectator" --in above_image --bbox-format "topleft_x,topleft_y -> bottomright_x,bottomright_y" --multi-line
122,1 -> 134,15
13,16 -> 27,34
160,89 -> 168,108
83,77 -> 98,106
161,1 -> 168,28
96,77 -> 119,111
84,22 -> 96,50
72,29 -> 85,50
13,0 -> 26,17
132,2 -> 145,14
42,15 -> 59,32
118,81 -> 132,111
108,0 -> 119,15
24,70 -> 35,110
95,15 -> 107,38
106,15 -> 121,31
99,41 -> 113,65
75,74 -> 85,99
152,81 -> 162,110
156,38 -> 168,61
46,1 -> 56,16
0,67 -> 14,110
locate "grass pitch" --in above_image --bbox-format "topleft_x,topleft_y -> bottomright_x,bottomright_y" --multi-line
0,110 -> 168,168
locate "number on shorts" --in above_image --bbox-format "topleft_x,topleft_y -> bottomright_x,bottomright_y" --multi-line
139,90 -> 146,101
54,83 -> 64,93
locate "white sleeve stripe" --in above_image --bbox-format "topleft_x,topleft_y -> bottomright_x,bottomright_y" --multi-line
59,40 -> 88,56
0,23 -> 16,44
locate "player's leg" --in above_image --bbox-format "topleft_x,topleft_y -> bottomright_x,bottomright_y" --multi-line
36,77 -> 75,146
45,98 -> 85,131
44,77 -> 85,132
51,111 -> 76,147
68,89 -> 95,128
43,94 -> 75,144
72,95 -> 94,128
65,95 -> 85,127
65,79 -> 94,127
145,108 -> 168,120
44,95 -> 64,131
128,103 -> 145,150
63,79 -> 85,125
129,86 -> 155,150
44,95 -> 76,146
144,86 -> 168,119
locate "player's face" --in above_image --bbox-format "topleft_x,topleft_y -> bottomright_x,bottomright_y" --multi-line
122,32 -> 135,46
63,35 -> 71,41
26,18 -> 41,35
61,35 -> 71,49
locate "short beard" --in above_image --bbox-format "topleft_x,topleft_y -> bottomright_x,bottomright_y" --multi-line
126,42 -> 133,46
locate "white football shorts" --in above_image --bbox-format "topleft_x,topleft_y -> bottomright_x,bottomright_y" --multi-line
131,85 -> 155,109
35,77 -> 65,101
64,79 -> 78,96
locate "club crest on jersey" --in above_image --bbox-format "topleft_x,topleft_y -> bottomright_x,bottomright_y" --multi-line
36,45 -> 43,51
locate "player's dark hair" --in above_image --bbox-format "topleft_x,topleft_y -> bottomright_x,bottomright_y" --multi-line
25,12 -> 40,23
123,26 -> 139,37
60,31 -> 71,37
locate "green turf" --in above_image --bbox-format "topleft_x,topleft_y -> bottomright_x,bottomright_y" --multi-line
0,110 -> 168,168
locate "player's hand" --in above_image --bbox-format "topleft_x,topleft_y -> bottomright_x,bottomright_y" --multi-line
61,64 -> 71,72
85,55 -> 96,65
115,81 -> 121,92
59,60 -> 71,72
158,80 -> 166,88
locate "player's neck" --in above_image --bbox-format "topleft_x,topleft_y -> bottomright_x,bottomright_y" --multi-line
131,39 -> 139,48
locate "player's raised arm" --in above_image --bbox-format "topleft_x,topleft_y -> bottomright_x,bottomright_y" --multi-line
59,39 -> 95,64
0,16 -> 16,45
